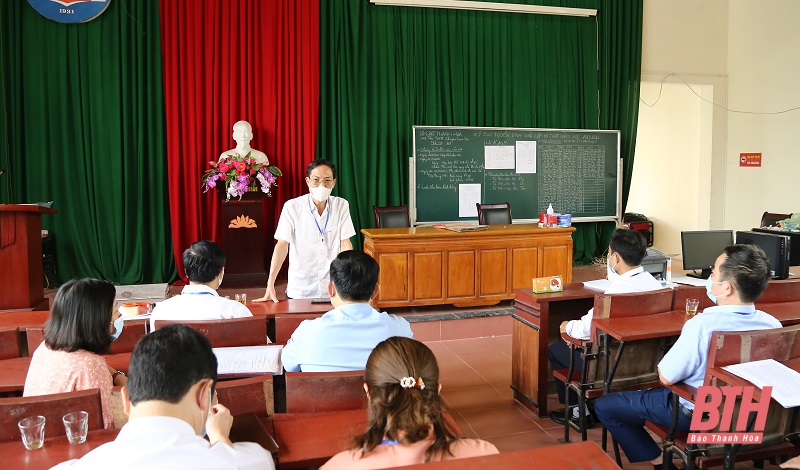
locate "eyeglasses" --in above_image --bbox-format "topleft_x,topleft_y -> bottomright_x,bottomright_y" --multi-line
308,177 -> 335,188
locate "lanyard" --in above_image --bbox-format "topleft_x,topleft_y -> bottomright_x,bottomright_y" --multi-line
380,439 -> 399,445
308,196 -> 331,241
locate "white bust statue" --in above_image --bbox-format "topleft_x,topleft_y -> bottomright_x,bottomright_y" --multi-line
218,120 -> 269,165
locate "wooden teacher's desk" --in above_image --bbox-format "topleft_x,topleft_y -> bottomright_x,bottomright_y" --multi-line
511,285 -> 596,417
363,224 -> 574,308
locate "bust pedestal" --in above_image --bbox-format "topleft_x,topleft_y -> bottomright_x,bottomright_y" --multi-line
218,190 -> 268,287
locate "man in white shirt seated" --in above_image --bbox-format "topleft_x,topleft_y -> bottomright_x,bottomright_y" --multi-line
51,324 -> 274,470
595,244 -> 780,469
150,240 -> 252,332
281,251 -> 413,372
548,228 -> 663,428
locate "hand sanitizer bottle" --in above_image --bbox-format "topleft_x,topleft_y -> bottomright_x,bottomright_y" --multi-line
546,204 -> 555,227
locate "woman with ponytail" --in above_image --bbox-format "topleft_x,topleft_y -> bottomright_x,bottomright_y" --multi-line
322,337 -> 498,469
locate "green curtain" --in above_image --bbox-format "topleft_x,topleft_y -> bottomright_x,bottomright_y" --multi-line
320,0 -> 601,253
319,1 -> 643,264
0,0 -> 176,284
571,0 -> 644,264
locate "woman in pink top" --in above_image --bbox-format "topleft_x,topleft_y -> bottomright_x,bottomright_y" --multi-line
323,337 -> 498,469
24,278 -> 128,429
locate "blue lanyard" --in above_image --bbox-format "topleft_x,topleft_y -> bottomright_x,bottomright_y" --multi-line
186,291 -> 214,295
380,439 -> 399,445
308,196 -> 331,241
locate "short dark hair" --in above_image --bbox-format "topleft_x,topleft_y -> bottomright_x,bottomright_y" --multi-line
127,325 -> 217,405
609,228 -> 648,266
44,278 -> 116,354
719,244 -> 770,303
306,159 -> 337,179
330,251 -> 379,302
183,240 -> 225,283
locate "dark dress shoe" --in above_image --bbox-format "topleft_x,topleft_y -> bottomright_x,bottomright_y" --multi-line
549,410 -> 595,431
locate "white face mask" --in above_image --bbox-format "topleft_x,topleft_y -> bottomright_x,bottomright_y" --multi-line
310,185 -> 332,202
199,386 -> 213,438
606,253 -> 620,281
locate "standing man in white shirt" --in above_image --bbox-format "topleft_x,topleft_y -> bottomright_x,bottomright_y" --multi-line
150,240 -> 252,331
281,250 -> 413,372
548,228 -> 664,428
51,324 -> 274,469
254,160 -> 356,302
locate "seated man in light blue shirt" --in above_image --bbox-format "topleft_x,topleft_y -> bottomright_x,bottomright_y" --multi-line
281,251 -> 413,372
594,244 -> 781,470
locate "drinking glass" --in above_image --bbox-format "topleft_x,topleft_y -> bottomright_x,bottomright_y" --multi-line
18,416 -> 45,450
685,298 -> 700,316
62,411 -> 88,445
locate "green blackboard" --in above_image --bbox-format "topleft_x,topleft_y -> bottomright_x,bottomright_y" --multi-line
410,126 -> 621,224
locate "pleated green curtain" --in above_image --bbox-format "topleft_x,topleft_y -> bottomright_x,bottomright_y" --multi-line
570,0 -> 644,263
319,0 -> 643,263
0,0 -> 175,284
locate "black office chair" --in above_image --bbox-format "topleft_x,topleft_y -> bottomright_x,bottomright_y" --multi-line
373,205 -> 411,228
760,211 -> 791,227
476,202 -> 512,225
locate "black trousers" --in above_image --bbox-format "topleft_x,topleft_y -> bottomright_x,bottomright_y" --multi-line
547,341 -> 585,407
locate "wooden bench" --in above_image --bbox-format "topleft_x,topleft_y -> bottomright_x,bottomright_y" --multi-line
0,389 -> 104,442
153,316 -> 269,347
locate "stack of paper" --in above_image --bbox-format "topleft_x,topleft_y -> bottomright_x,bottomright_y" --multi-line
213,345 -> 284,375
722,359 -> 800,408
432,223 -> 489,233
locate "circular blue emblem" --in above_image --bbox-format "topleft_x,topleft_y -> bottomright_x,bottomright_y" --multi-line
27,0 -> 111,24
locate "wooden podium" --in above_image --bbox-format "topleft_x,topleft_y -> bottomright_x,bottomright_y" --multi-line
0,205 -> 56,310
219,193 -> 268,287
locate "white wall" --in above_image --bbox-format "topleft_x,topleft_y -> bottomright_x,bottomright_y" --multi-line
631,0 -> 729,254
725,1 -> 800,231
627,82 -> 713,256
635,0 -> 800,254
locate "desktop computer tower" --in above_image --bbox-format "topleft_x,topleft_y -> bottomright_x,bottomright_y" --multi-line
735,231 -> 791,280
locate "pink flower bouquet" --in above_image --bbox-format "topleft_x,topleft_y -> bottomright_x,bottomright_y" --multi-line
202,152 -> 282,202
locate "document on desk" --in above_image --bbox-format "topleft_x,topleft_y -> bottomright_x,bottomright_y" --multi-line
722,359 -> 800,408
671,275 -> 708,287
214,345 -> 284,375
583,279 -> 612,292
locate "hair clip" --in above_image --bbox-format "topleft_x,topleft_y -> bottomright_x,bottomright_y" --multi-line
400,376 -> 425,390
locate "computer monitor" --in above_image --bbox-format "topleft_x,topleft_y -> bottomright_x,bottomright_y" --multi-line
736,231 -> 791,280
681,230 -> 734,279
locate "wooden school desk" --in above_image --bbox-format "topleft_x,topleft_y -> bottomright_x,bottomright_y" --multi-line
511,285 -> 596,417
362,224 -> 574,308
0,353 -> 131,394
397,441 -> 619,469
247,299 -> 330,343
0,413 -> 274,470
265,408 -> 462,469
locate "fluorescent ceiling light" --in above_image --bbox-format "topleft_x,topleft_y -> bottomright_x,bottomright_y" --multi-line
370,0 -> 597,17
